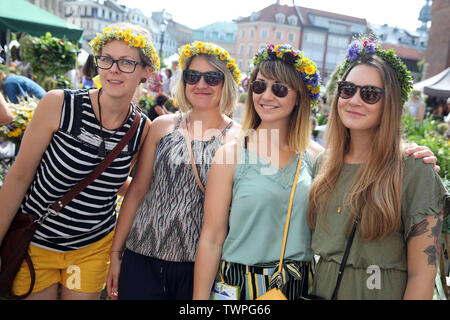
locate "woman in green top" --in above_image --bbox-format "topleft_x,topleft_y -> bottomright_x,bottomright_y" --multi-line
193,44 -> 323,300
307,37 -> 449,300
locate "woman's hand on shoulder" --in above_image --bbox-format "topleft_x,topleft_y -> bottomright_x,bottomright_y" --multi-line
404,144 -> 439,172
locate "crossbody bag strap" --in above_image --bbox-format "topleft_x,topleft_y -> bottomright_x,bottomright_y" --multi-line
46,110 -> 141,216
277,152 -> 303,274
184,115 -> 206,193
330,206 -> 363,300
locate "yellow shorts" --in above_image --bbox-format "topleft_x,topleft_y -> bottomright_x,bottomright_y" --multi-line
12,231 -> 114,295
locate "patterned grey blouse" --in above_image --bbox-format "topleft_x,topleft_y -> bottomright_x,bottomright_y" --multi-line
126,113 -> 233,262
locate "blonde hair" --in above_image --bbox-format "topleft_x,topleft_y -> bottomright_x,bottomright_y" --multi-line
98,22 -> 155,69
173,54 -> 239,115
241,59 -> 311,153
307,55 -> 405,241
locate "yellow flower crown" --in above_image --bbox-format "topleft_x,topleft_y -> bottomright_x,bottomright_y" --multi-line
178,41 -> 241,85
89,27 -> 160,72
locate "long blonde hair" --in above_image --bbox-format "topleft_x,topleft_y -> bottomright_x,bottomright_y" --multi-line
242,59 -> 311,153
307,55 -> 405,241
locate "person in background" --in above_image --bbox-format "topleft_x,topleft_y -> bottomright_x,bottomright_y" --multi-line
308,37 -> 448,300
0,71 -> 46,104
147,70 -> 163,96
146,93 -> 170,121
82,54 -> 98,89
163,68 -> 172,95
169,60 -> 182,95
405,90 -> 425,122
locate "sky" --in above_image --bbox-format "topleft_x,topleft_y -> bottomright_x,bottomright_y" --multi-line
118,0 -> 427,32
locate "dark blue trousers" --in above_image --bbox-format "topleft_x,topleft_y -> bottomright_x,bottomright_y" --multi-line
118,249 -> 194,300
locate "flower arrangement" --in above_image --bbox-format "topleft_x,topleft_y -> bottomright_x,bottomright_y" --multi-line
0,98 -> 39,146
178,41 -> 242,85
252,44 -> 321,108
22,32 -> 78,78
89,27 -> 160,72
338,36 -> 413,104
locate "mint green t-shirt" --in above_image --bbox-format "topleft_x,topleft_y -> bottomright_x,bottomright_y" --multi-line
221,149 -> 315,265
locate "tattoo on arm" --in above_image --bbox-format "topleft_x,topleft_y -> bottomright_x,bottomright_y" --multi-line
409,220 -> 429,238
423,216 -> 442,267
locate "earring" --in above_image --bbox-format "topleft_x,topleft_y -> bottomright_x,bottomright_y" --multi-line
140,78 -> 147,83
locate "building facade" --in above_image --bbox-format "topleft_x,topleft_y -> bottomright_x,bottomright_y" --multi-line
193,21 -> 237,56
27,0 -> 66,19
234,3 -> 367,83
424,0 -> 450,79
235,4 -> 301,75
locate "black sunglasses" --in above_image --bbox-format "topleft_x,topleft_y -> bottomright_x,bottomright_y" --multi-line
338,81 -> 384,104
251,80 -> 293,98
183,70 -> 224,86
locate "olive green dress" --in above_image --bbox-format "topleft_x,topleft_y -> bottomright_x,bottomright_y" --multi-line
311,155 -> 449,300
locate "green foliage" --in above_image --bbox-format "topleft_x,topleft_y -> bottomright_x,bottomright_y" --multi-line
22,32 -> 78,78
403,114 -> 450,185
138,94 -> 155,114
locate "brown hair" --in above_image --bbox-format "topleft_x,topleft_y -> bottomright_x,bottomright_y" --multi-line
307,54 -> 405,240
241,59 -> 311,153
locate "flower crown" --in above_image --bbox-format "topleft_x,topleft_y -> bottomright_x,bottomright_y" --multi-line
252,44 -> 321,108
178,41 -> 242,85
89,27 -> 160,72
338,36 -> 413,104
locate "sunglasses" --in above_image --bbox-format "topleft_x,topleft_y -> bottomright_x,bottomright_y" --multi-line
251,80 -> 293,98
338,81 -> 384,104
183,70 -> 224,86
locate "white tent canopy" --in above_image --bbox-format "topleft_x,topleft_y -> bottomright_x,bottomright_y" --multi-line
413,67 -> 450,97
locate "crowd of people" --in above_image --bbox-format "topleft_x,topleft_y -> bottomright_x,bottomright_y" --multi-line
0,22 -> 448,301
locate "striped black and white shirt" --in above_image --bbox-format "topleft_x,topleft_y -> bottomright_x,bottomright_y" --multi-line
21,89 -> 147,252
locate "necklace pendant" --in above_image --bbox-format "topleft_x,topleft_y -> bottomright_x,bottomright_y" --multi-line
337,207 -> 342,214
98,141 -> 106,157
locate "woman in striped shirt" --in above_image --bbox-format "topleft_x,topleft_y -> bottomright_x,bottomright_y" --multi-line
0,23 -> 155,299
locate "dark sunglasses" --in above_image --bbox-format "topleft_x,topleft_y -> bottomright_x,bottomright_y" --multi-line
338,81 -> 384,104
251,80 -> 293,98
183,70 -> 224,86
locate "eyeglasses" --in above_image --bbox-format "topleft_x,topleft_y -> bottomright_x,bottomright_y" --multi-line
251,80 -> 293,98
95,55 -> 141,73
338,81 -> 384,104
183,70 -> 224,86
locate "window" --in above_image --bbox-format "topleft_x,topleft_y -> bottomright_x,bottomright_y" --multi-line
241,30 -> 245,39
329,22 -> 348,33
275,13 -> 285,24
327,35 -> 349,48
287,15 -> 298,26
276,31 -> 282,40
248,43 -> 253,55
239,44 -> 244,55
304,31 -> 326,45
238,60 -> 243,70
261,29 -> 268,39
288,33 -> 295,42
250,29 -> 254,39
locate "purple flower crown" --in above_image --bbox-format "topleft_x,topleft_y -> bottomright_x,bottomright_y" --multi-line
339,37 -> 413,104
